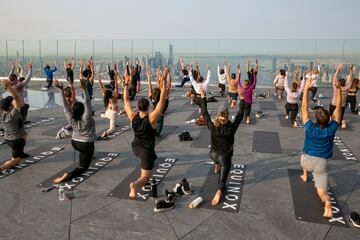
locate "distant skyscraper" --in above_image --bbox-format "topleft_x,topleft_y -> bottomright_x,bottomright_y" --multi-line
309,61 -> 314,71
168,44 -> 174,67
154,51 -> 163,69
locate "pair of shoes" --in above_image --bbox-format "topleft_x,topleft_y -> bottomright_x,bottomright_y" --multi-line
350,212 -> 360,228
173,178 -> 192,196
154,190 -> 176,213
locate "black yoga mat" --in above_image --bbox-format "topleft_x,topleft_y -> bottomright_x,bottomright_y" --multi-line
24,117 -> 57,129
38,152 -> 120,191
191,129 -> 211,148
252,131 -> 282,154
288,169 -> 348,227
0,146 -> 64,180
259,102 -> 277,111
332,136 -> 358,161
108,157 -> 177,201
198,163 -> 246,212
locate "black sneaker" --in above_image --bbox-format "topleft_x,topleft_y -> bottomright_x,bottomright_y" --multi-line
173,183 -> 183,197
153,190 -> 175,213
19,153 -> 30,159
24,120 -> 31,124
181,178 -> 192,196
350,212 -> 360,228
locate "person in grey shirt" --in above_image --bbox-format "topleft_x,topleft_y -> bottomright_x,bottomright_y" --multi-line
53,78 -> 96,183
0,79 -> 28,171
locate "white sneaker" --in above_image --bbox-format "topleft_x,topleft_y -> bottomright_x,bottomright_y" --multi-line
285,115 -> 289,119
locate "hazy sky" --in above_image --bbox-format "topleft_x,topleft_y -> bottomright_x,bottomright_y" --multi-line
1,0 -> 360,40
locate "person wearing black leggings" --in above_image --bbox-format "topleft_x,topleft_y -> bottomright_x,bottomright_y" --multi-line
199,86 -> 244,206
346,77 -> 359,114
53,78 -> 96,183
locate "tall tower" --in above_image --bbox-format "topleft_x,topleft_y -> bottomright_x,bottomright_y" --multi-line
168,43 -> 174,67
272,57 -> 276,74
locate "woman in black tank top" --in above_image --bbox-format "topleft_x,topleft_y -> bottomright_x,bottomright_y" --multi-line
346,77 -> 359,114
122,64 -> 170,199
63,58 -> 75,84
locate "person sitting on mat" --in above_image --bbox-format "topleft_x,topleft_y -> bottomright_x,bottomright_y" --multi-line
0,79 -> 29,171
199,84 -> 245,206
53,77 -> 96,183
226,63 -> 239,108
147,69 -> 171,137
300,72 -> 342,218
124,64 -> 170,199
98,64 -> 119,140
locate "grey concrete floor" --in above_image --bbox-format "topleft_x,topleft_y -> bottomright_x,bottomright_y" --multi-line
0,83 -> 359,240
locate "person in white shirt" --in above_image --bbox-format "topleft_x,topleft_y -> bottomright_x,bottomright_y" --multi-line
273,69 -> 286,99
305,64 -> 320,101
217,62 -> 227,96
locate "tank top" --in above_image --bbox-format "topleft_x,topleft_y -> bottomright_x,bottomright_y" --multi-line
66,68 -> 74,81
132,113 -> 156,149
349,87 -> 358,94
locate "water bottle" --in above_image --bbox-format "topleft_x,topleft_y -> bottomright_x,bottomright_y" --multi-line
188,197 -> 203,208
150,178 -> 157,198
58,186 -> 65,201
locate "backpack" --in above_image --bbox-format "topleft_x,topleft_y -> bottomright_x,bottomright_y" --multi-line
179,131 -> 193,141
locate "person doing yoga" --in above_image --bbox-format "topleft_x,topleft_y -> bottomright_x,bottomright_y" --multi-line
53,77 -> 96,183
124,65 -> 170,199
64,58 -> 75,84
98,64 -> 119,140
284,67 -> 302,127
199,85 -> 244,206
226,63 -> 239,108
300,71 -> 342,218
238,64 -> 257,124
0,80 -> 29,171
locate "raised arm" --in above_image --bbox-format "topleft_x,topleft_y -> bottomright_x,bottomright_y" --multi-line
180,59 -> 185,70
69,82 -> 76,103
79,77 -> 92,117
89,57 -> 94,84
79,59 -> 84,80
19,61 -> 32,87
332,80 -> 342,124
55,80 -> 72,122
149,68 -> 170,128
249,70 -> 257,90
199,86 -> 214,131
284,72 -> 290,92
204,65 -> 211,88
1,80 -> 21,111
63,59 -> 67,70
346,64 -> 354,89
123,65 -> 136,123
254,59 -> 259,72
147,70 -> 153,98
226,63 -> 231,83
231,98 -> 245,133
301,78 -> 313,124
71,58 -> 75,70
333,64 -> 342,88
113,65 -> 119,98
166,69 -> 172,93
294,66 -> 299,83
237,64 -> 242,88
8,63 -> 15,79
98,77 -> 105,97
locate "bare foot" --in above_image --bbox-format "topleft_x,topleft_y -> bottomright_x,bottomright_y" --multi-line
53,173 -> 70,183
129,182 -> 136,199
323,201 -> 333,218
214,164 -> 220,174
341,121 -> 347,129
211,190 -> 222,206
300,175 -> 308,182
246,119 -> 250,124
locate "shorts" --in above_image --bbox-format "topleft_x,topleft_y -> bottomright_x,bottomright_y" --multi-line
5,138 -> 26,158
301,153 -> 328,189
228,92 -> 238,101
132,144 -> 157,170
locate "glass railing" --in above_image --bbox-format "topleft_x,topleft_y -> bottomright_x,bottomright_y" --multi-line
1,39 -> 359,86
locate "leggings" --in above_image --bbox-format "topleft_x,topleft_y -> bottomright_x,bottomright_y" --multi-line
244,102 -> 252,118
209,150 -> 231,192
5,138 -> 26,158
129,85 -> 137,100
70,140 -> 95,179
176,77 -> 190,87
274,86 -> 284,97
46,79 -> 53,88
329,104 -> 345,121
309,87 -> 317,100
100,109 -> 118,135
285,102 -> 299,124
20,104 -> 29,122
346,95 -> 357,113
218,83 -> 225,93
